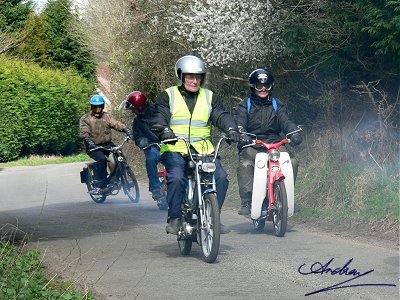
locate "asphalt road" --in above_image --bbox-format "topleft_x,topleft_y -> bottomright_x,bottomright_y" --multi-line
0,162 -> 398,300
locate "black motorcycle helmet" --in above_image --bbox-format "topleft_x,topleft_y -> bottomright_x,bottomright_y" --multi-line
248,68 -> 274,93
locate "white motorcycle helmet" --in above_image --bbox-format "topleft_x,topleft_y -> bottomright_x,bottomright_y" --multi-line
175,55 -> 206,86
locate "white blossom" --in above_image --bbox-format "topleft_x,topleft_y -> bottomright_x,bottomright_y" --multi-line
165,0 -> 285,67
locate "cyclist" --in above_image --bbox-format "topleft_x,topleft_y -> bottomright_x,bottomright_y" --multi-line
125,91 -> 164,203
80,95 -> 133,192
235,68 -> 302,215
153,55 -> 241,235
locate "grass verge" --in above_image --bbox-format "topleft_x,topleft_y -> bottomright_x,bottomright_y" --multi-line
0,153 -> 89,168
0,241 -> 94,300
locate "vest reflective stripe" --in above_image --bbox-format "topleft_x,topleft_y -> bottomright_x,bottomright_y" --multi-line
161,86 -> 214,155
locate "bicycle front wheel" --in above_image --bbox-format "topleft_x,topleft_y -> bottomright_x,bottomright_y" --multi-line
199,193 -> 220,263
272,180 -> 288,237
122,166 -> 140,203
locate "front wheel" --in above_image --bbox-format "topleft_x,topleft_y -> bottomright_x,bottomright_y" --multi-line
122,166 -> 140,203
198,193 -> 220,263
272,180 -> 288,237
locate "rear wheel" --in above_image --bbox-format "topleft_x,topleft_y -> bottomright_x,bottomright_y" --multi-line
157,177 -> 168,210
253,219 -> 266,232
178,238 -> 192,255
199,193 -> 220,263
86,166 -> 106,203
272,180 -> 288,237
122,166 -> 140,203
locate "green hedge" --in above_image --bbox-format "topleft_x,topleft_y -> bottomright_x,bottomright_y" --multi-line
0,55 -> 94,162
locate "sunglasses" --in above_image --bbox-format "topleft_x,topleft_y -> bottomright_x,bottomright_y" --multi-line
255,82 -> 272,92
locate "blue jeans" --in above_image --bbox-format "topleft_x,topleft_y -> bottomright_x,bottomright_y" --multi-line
161,152 -> 229,219
144,145 -> 161,193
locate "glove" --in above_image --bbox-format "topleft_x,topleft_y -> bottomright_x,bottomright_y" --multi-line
137,137 -> 149,149
160,127 -> 177,144
123,128 -> 134,139
85,139 -> 96,150
290,133 -> 302,146
227,128 -> 240,143
240,134 -> 253,145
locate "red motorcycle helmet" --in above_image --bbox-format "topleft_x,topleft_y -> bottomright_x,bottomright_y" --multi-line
125,91 -> 148,112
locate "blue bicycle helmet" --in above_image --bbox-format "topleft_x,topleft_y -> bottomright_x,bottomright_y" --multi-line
90,95 -> 105,105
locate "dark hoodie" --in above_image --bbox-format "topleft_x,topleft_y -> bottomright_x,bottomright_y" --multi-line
234,92 -> 298,143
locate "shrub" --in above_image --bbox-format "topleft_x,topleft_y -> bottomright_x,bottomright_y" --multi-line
0,55 -> 94,162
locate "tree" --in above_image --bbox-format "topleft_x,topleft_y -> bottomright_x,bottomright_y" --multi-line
0,0 -> 34,53
41,0 -> 96,80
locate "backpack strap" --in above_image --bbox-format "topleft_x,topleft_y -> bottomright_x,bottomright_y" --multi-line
247,97 -> 278,113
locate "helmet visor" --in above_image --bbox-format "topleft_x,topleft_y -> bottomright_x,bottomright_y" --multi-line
255,82 -> 273,92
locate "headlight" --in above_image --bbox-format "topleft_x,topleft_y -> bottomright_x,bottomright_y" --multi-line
202,162 -> 216,173
117,156 -> 124,162
269,150 -> 280,161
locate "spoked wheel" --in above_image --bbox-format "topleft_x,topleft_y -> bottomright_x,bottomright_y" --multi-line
253,219 -> 266,232
272,180 -> 288,237
122,166 -> 140,203
85,167 -> 107,203
199,193 -> 220,263
178,238 -> 193,255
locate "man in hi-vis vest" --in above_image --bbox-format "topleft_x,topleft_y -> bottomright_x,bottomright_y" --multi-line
153,55 -> 241,235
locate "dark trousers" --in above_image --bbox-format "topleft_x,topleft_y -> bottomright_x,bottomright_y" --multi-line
236,146 -> 299,204
86,149 -> 109,187
161,152 -> 229,219
144,145 -> 161,193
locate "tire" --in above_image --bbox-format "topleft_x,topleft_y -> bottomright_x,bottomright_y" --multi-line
178,238 -> 192,255
272,180 -> 288,237
198,193 -> 220,263
253,219 -> 266,232
122,166 -> 140,203
86,166 -> 107,203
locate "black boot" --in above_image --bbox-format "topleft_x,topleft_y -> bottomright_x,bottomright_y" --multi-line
238,202 -> 251,215
165,218 -> 181,235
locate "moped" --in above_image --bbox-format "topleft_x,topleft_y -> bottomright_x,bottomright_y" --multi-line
80,136 -> 140,203
241,128 -> 302,236
161,135 -> 229,263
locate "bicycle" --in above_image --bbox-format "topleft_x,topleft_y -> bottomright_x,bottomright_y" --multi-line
80,136 -> 140,203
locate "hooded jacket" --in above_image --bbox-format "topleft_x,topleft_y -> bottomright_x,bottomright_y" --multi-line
235,93 -> 298,144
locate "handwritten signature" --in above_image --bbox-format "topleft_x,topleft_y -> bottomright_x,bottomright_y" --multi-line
298,258 -> 396,296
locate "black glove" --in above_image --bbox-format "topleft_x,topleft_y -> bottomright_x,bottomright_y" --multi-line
227,128 -> 240,143
85,139 -> 96,150
160,127 -> 177,144
290,133 -> 302,146
123,128 -> 134,139
240,134 -> 253,145
137,137 -> 149,149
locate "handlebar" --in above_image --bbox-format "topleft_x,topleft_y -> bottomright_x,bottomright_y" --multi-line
89,136 -> 131,152
161,135 -> 229,163
241,127 -> 303,150
141,142 -> 161,150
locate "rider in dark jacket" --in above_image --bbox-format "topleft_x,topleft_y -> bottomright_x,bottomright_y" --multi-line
125,91 -> 163,202
235,69 -> 302,215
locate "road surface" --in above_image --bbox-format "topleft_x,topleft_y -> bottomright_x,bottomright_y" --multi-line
0,163 -> 398,300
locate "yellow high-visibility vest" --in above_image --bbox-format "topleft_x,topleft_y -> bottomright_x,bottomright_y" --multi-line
161,86 -> 214,155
